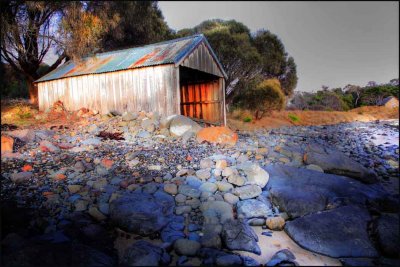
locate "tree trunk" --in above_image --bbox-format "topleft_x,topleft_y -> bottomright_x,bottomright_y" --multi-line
27,79 -> 38,106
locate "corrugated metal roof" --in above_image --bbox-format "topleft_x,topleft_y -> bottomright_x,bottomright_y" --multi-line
36,34 -> 227,83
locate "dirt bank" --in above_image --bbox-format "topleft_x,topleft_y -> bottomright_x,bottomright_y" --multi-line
228,106 -> 399,131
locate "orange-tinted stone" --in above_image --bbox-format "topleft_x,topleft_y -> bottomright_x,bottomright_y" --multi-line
1,135 -> 14,153
101,158 -> 114,169
42,191 -> 54,197
22,164 -> 33,172
196,126 -> 238,147
55,173 -> 66,181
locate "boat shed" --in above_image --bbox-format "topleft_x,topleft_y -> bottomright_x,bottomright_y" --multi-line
35,34 -> 227,125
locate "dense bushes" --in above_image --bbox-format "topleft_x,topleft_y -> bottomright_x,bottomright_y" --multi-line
288,79 -> 399,111
234,78 -> 285,119
360,84 -> 399,106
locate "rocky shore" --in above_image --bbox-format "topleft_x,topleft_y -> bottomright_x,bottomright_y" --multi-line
1,107 -> 399,266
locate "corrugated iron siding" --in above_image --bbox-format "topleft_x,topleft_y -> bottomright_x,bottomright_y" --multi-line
181,42 -> 223,78
38,64 -> 178,115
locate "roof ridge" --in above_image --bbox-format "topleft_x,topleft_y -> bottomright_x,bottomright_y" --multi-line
81,34 -> 204,59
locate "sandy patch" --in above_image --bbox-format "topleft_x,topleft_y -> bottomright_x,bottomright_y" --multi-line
235,227 -> 342,266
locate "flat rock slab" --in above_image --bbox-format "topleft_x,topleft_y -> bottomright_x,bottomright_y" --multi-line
304,143 -> 377,183
264,165 -> 388,218
285,205 -> 378,258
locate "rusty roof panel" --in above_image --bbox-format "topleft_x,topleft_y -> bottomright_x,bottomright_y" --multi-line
36,34 -> 215,83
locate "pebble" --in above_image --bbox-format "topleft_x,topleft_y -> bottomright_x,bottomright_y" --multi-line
266,216 -> 286,231
196,169 -> 211,180
227,174 -> 245,186
67,185 -> 82,194
216,181 -> 233,192
223,193 -> 239,205
199,182 -> 218,193
215,159 -> 228,169
88,206 -> 107,221
164,183 -> 178,195
74,200 -> 89,211
175,205 -> 192,215
175,194 -> 187,203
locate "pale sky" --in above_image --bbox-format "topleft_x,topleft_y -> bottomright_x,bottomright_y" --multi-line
158,1 -> 399,92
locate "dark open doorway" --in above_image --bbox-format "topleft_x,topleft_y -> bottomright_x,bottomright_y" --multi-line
179,66 -> 224,125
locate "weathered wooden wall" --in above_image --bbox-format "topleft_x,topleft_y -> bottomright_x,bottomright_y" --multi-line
38,64 -> 178,115
180,42 -> 224,78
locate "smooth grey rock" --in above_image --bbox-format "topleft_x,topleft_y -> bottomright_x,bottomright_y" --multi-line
199,182 -> 218,193
136,130 -> 151,138
248,218 -> 266,226
216,181 -> 233,192
270,187 -> 326,219
174,239 -> 201,256
121,240 -> 170,266
237,199 -> 273,219
200,223 -> 222,249
228,174 -> 245,186
265,165 -> 388,219
110,192 -> 173,235
196,169 -> 211,180
178,184 -> 201,198
266,249 -> 298,266
81,138 -> 101,146
169,115 -> 202,137
237,161 -> 269,188
200,158 -> 214,169
200,201 -> 234,224
233,184 -> 262,200
221,219 -> 261,255
304,143 -> 378,183
285,205 -> 378,258
223,193 -> 239,205
185,176 -> 203,189
216,254 -> 242,266
164,183 -> 178,195
186,198 -> 201,209
241,255 -> 260,266
10,172 -> 32,183
175,194 -> 187,203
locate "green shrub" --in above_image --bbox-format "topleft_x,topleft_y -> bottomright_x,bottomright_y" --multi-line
243,116 -> 252,122
15,104 -> 33,119
234,77 -> 286,120
288,113 -> 300,122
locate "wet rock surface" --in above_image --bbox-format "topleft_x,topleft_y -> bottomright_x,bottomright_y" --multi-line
1,111 -> 398,266
285,205 -> 379,257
